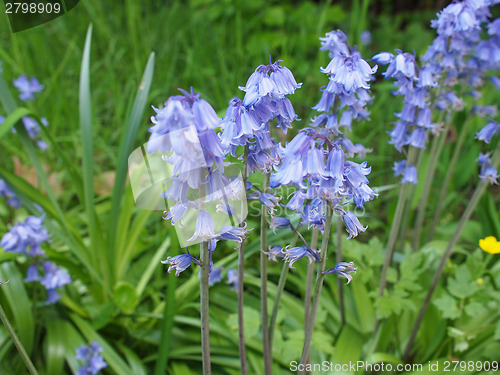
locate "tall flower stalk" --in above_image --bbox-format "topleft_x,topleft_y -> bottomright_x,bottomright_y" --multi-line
404,145 -> 500,361
298,203 -> 333,373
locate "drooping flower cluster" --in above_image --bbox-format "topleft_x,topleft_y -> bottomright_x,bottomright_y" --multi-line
476,121 -> 499,184
149,88 -> 249,276
312,29 -> 376,158
373,1 -> 500,185
220,59 -> 302,174
373,50 -> 440,184
0,73 -> 49,150
0,179 -> 21,208
13,75 -> 44,101
75,342 -> 108,375
0,214 -> 71,303
270,128 -> 376,269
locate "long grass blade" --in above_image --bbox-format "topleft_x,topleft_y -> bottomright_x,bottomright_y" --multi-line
109,52 -> 155,281
79,24 -> 107,290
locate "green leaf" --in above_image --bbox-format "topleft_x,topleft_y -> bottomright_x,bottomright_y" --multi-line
374,289 -> 414,319
464,302 -> 486,318
227,307 -> 260,339
447,326 -> 469,352
433,294 -> 461,319
79,24 -> 105,282
331,326 -> 364,372
0,74 -> 17,113
447,265 -> 476,299
366,352 -> 404,365
0,107 -> 32,140
0,263 -> 34,353
113,281 -> 138,314
494,320 -> 500,340
109,52 -> 155,264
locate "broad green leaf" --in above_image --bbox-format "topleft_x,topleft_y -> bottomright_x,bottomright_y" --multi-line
330,325 -> 364,372
433,294 -> 461,319
113,281 -> 138,314
227,307 -> 260,339
116,342 -> 147,375
447,265 -> 476,299
0,107 -> 31,140
109,52 -> 155,263
0,263 -> 34,353
79,24 -> 106,288
464,301 -> 486,318
494,320 -> 500,340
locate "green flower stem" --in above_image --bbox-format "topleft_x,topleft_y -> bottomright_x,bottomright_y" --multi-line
154,225 -> 178,375
396,148 -> 423,252
0,301 -> 39,375
299,202 -> 334,372
269,231 -> 300,350
304,229 -> 319,323
237,146 -> 249,375
372,147 -> 417,341
200,240 -> 211,375
377,147 -> 417,299
260,173 -> 272,375
303,228 -> 319,368
412,121 -> 451,250
428,118 -> 470,242
336,215 -> 346,328
403,146 -> 500,362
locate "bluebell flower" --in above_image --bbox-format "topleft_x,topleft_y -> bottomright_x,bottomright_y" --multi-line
321,52 -> 377,94
401,165 -> 418,184
263,246 -> 284,262
342,211 -> 367,239
226,268 -> 238,290
319,30 -> 350,57
208,267 -> 223,286
239,60 -> 302,107
217,225 -> 249,243
198,266 -> 224,286
476,121 -> 499,143
0,179 -> 22,208
25,264 -> 41,282
476,152 -> 491,166
13,75 -> 44,101
1,214 -> 50,256
479,166 -> 499,185
40,261 -> 71,304
186,210 -> 217,243
270,217 -> 292,233
161,248 -> 202,276
323,261 -> 357,284
283,245 -> 320,268
393,160 -> 407,177
247,190 -> 280,213
76,342 -> 108,375
360,30 -> 372,45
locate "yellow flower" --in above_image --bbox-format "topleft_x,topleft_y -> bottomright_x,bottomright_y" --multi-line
479,236 -> 500,254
